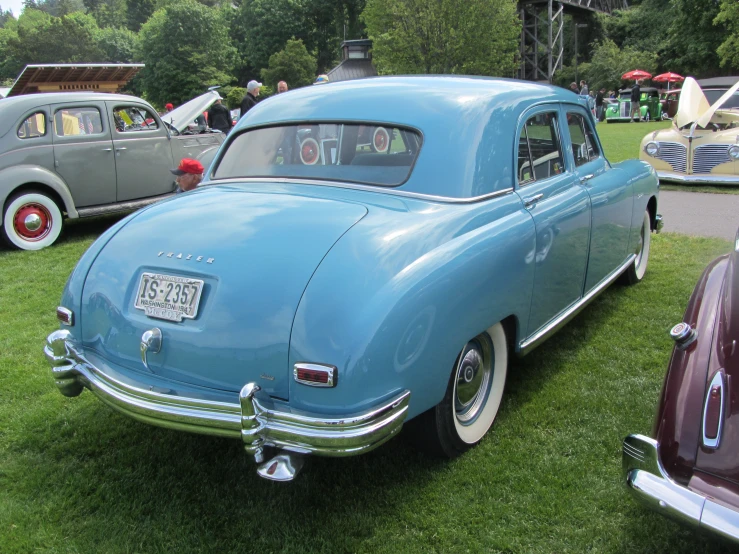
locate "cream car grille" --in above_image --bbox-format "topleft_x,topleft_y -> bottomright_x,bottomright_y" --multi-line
693,144 -> 731,174
655,142 -> 687,173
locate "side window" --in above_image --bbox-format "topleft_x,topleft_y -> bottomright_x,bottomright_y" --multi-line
53,107 -> 104,137
113,105 -> 159,132
518,111 -> 564,184
567,112 -> 600,167
18,112 -> 46,139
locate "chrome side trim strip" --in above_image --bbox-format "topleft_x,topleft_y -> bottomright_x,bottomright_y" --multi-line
657,171 -> 739,185
45,330 -> 410,458
518,254 -> 636,355
623,434 -> 739,545
202,177 -> 514,204
76,193 -> 174,218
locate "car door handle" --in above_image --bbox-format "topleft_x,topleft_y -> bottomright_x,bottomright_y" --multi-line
115,147 -> 127,151
523,193 -> 544,209
580,174 -> 594,184
101,148 -> 112,151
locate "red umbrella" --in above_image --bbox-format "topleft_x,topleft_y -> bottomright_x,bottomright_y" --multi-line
653,72 -> 684,83
622,69 -> 652,80
653,72 -> 684,91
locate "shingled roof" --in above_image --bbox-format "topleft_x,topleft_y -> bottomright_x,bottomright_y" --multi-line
6,64 -> 144,97
326,40 -> 377,83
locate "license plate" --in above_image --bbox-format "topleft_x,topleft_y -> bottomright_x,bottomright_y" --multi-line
134,272 -> 204,322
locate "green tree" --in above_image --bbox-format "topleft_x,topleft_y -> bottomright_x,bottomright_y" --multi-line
0,5 -> 15,27
261,38 -> 317,89
126,0 -> 157,31
715,0 -> 739,70
23,0 -> 86,16
362,0 -> 520,76
663,0 -> 726,76
96,26 -> 137,62
137,0 -> 236,106
83,0 -> 127,29
0,9 -> 103,79
581,38 -> 657,92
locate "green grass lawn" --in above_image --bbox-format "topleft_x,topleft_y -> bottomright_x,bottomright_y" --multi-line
1,127 -> 737,553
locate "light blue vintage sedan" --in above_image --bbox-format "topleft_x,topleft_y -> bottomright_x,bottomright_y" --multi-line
45,77 -> 661,481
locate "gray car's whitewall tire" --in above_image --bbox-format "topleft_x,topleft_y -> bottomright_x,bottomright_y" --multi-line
620,209 -> 651,285
408,322 -> 508,458
2,191 -> 63,250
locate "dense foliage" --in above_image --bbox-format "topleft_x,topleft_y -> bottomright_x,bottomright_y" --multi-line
362,0 -> 519,76
0,0 -> 737,106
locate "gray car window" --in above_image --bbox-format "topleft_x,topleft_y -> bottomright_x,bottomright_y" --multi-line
53,107 -> 104,137
566,112 -> 600,167
112,105 -> 159,132
18,112 -> 46,139
518,111 -> 564,184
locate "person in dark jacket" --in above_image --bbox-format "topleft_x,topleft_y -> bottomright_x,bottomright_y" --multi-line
207,95 -> 231,134
240,80 -> 261,119
630,80 -> 642,122
595,88 -> 605,121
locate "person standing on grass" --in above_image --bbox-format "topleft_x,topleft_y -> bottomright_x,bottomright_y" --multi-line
240,80 -> 261,119
630,80 -> 642,122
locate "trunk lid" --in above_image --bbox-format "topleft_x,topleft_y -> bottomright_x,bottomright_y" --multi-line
80,186 -> 367,399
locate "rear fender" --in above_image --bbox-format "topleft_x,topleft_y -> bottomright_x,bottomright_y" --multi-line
0,165 -> 77,221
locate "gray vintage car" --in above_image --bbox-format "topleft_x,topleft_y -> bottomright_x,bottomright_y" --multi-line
0,90 -> 225,250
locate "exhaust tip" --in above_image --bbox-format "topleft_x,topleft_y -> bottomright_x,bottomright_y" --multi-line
257,452 -> 305,482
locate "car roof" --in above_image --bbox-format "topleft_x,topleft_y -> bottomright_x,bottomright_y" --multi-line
232,75 -> 589,199
619,87 -> 659,93
0,92 -> 153,138
696,76 -> 739,89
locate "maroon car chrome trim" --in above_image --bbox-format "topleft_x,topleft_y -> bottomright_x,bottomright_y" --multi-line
623,434 -> 739,545
702,371 -> 725,449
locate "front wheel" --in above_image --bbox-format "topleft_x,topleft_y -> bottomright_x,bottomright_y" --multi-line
644,110 -> 651,122
408,323 -> 508,458
620,210 -> 651,285
2,190 -> 64,250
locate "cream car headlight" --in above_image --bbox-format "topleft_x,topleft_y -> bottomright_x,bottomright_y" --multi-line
645,141 -> 660,157
728,145 -> 739,160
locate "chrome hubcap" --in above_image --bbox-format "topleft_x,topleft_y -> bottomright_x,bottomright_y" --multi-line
24,213 -> 42,231
455,337 -> 493,424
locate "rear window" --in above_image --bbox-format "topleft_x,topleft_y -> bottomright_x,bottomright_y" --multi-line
213,123 -> 422,186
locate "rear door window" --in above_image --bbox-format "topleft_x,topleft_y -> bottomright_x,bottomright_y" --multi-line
518,111 -> 565,184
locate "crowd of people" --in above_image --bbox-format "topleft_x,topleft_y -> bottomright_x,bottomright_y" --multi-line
569,79 -> 649,122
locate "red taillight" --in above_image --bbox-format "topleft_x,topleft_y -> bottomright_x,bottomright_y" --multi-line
294,363 -> 337,387
703,372 -> 725,448
56,306 -> 74,326
705,386 -> 722,439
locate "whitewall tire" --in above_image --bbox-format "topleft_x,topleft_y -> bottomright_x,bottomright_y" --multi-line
620,209 -> 651,285
408,322 -> 509,458
2,191 -> 63,250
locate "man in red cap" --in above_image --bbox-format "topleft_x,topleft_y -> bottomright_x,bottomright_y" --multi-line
170,158 -> 204,193
165,103 -> 174,112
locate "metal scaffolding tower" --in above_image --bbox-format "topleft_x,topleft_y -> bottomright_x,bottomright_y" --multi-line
518,0 -> 629,83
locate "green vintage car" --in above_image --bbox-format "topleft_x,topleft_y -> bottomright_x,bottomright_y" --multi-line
605,87 -> 663,123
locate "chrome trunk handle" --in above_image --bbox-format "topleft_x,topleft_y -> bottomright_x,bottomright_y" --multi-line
140,328 -> 162,371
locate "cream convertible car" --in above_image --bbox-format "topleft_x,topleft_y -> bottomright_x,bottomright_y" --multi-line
640,77 -> 739,185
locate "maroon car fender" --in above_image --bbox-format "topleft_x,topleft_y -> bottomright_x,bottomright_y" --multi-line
655,254 -> 730,484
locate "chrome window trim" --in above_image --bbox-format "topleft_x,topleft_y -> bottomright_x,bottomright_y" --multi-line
201,177 -> 514,204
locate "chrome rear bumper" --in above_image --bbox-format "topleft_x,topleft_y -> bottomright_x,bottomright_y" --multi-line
623,434 -> 739,544
45,329 -> 410,463
657,171 -> 739,185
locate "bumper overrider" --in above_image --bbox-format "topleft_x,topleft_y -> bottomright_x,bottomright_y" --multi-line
623,434 -> 739,544
45,329 -> 411,481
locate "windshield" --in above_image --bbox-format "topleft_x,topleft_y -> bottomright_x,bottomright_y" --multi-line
704,90 -> 739,109
212,123 -> 422,187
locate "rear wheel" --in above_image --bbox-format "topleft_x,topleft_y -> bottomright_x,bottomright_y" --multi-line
408,323 -> 508,458
2,190 -> 63,250
620,210 -> 651,285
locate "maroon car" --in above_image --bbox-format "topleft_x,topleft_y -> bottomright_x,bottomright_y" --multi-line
623,230 -> 739,543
